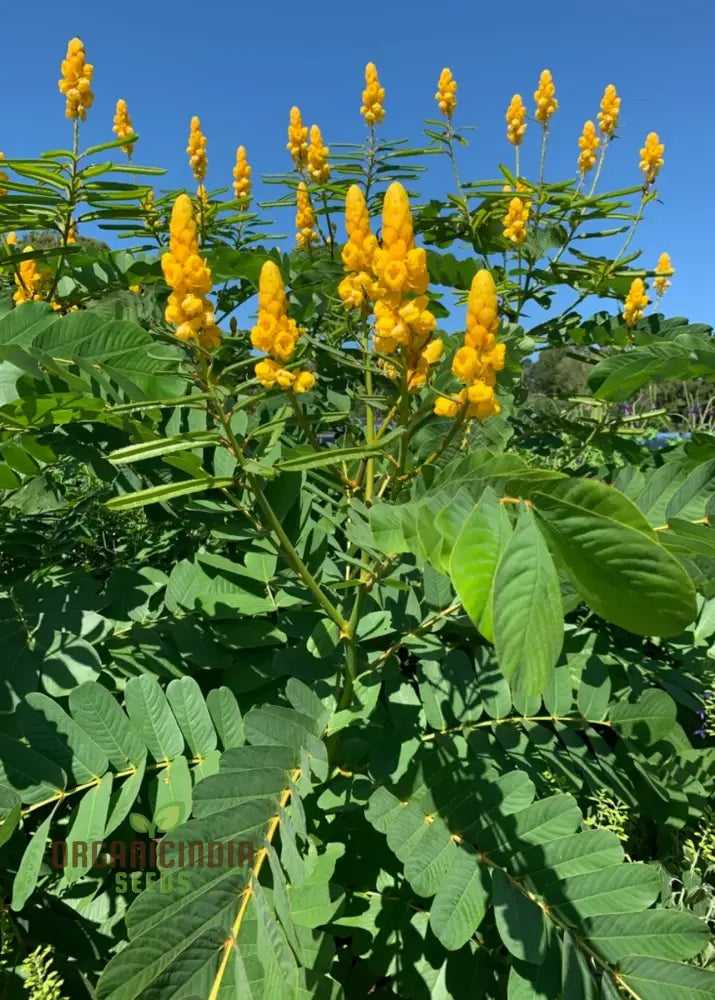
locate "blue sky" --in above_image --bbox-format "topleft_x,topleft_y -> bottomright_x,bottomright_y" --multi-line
4,0 -> 714,326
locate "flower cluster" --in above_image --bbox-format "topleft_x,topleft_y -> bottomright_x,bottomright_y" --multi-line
623,277 -> 649,328
639,132 -> 664,185
187,116 -> 207,185
232,146 -> 251,204
534,69 -> 557,125
295,182 -> 317,248
577,120 -> 599,174
13,247 -> 53,306
161,194 -> 220,350
502,197 -> 529,246
434,269 -> 505,420
287,107 -> 308,166
654,252 -> 674,297
58,38 -> 94,121
435,68 -> 457,118
371,182 -> 440,391
361,63 -> 385,126
598,84 -> 621,138
251,260 -> 314,392
307,125 -> 330,183
338,184 -> 379,311
112,99 -> 134,157
505,94 -> 527,146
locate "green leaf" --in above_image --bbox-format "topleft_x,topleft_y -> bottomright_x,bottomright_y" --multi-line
69,681 -> 146,769
19,691 -> 108,784
429,849 -> 490,950
166,677 -> 218,757
450,487 -> 512,641
206,687 -> 245,750
492,867 -> 547,964
492,507 -> 564,696
124,675 -> 184,762
582,910 -> 710,964
11,806 -> 57,910
0,732 -> 66,805
63,773 -> 114,884
562,932 -> 598,999
533,480 -> 697,637
620,956 -> 715,999
609,689 -> 677,743
0,787 -> 22,848
277,442 -> 393,472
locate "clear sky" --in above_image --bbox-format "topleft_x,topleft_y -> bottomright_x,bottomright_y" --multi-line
4,0 -> 715,326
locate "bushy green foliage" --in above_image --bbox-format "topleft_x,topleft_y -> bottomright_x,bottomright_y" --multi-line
0,54 -> 713,1000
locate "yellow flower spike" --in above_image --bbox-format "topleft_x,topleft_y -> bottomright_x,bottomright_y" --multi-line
14,246 -> 52,306
307,125 -> 330,184
623,277 -> 649,328
639,132 -> 664,186
435,68 -> 457,118
58,38 -> 94,121
577,121 -> 600,175
161,194 -> 221,351
436,268 -> 503,420
6,232 -> 17,246
112,99 -> 134,157
295,182 -> 317,249
598,84 -> 621,139
0,152 -> 6,197
361,63 -> 385,126
654,252 -> 674,297
252,260 -> 314,392
502,197 -> 530,246
534,69 -> 558,125
339,185 -> 379,310
232,146 -> 252,204
187,116 -> 208,185
287,107 -> 308,166
506,95 -> 527,146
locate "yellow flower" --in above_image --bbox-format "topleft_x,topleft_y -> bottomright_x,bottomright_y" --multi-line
534,69 -> 558,125
232,146 -> 251,204
654,252 -> 674,297
598,84 -> 620,138
503,197 -> 530,246
13,246 -> 52,306
287,107 -> 308,166
187,116 -> 207,185
371,182 -> 438,387
577,120 -> 600,174
506,95 -> 527,146
6,232 -> 17,246
623,277 -> 649,328
251,260 -> 314,391
67,221 -> 77,244
639,132 -> 664,185
296,182 -> 317,248
307,125 -> 330,183
436,269 -> 503,420
435,68 -> 457,118
129,284 -> 141,294
112,99 -> 134,157
58,38 -> 94,121
361,63 -> 385,126
161,194 -> 220,350
0,152 -> 6,197
340,184 -> 378,310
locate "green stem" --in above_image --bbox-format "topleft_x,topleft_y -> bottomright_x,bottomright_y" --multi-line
363,323 -> 375,504
216,394 -> 348,634
48,119 -> 80,301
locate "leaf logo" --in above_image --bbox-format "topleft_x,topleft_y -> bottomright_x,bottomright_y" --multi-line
129,802 -> 183,838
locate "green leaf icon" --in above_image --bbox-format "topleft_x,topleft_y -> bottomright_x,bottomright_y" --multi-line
129,812 -> 153,835
154,801 -> 183,833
